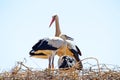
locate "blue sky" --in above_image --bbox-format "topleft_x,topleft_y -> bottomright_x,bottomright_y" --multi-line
0,0 -> 120,71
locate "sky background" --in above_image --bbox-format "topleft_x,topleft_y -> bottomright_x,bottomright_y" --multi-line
0,0 -> 120,72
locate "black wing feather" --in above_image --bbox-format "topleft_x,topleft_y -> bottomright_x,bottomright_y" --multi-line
32,39 -> 58,51
75,45 -> 82,56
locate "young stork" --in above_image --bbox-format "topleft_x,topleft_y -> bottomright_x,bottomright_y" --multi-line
58,56 -> 76,69
49,15 -> 83,70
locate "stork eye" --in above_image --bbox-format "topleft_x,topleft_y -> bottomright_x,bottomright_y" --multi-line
69,60 -> 72,63
53,15 -> 56,19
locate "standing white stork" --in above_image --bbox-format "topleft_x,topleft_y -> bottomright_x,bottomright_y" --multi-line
29,35 -> 73,69
49,15 -> 83,70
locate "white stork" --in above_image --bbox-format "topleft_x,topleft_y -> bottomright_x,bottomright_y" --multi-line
49,15 -> 83,70
29,35 -> 73,69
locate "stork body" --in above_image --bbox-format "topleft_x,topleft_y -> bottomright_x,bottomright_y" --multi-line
49,15 -> 83,70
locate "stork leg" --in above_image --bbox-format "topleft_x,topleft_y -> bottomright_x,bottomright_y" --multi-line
51,51 -> 57,70
48,56 -> 52,69
51,55 -> 54,69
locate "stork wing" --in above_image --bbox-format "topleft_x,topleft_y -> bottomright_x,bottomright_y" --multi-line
29,37 -> 65,58
32,37 -> 64,51
68,48 -> 80,61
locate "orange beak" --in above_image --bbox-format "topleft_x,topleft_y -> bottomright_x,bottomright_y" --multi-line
49,16 -> 55,27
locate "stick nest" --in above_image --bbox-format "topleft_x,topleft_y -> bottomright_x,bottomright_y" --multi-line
0,57 -> 120,80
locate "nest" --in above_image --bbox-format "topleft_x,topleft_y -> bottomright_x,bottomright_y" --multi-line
0,57 -> 120,80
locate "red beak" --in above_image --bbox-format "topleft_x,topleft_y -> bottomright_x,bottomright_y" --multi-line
49,17 -> 55,27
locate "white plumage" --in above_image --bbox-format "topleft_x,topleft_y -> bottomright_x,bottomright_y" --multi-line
47,37 -> 65,48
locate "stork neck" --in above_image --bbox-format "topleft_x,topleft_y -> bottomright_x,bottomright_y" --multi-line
55,16 -> 61,37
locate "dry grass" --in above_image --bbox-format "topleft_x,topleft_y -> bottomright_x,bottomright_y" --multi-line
0,57 -> 120,80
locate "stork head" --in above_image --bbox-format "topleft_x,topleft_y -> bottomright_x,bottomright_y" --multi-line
49,15 -> 58,27
59,34 -> 74,41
